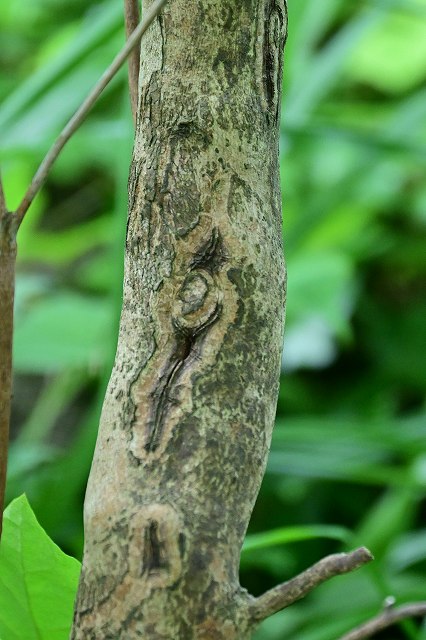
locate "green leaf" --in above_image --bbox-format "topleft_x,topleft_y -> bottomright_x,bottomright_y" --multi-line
268,416 -> 426,488
243,524 -> 352,554
286,7 -> 385,122
388,529 -> 426,573
357,487 -> 419,558
347,7 -> 426,94
0,495 -> 80,640
284,251 -> 356,369
13,292 -> 113,374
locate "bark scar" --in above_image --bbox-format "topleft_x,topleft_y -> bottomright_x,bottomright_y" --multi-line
142,228 -> 226,454
143,520 -> 169,575
190,227 -> 228,273
262,0 -> 287,122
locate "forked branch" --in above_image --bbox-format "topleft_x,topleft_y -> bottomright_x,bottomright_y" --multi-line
337,602 -> 426,640
249,547 -> 374,623
14,0 -> 168,228
0,0 -> 168,540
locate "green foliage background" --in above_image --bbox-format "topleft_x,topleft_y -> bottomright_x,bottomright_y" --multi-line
1,0 -> 425,638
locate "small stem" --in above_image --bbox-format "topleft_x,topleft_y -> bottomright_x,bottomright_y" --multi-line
0,172 -> 7,214
249,547 -> 374,623
14,0 -> 169,228
0,208 -> 17,539
337,602 -> 426,640
124,0 -> 141,125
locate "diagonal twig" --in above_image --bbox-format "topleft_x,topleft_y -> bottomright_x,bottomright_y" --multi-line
14,0 -> 168,228
124,0 -> 141,125
249,547 -> 374,623
337,602 -> 426,640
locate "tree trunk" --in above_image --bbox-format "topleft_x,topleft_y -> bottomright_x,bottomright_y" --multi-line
71,0 -> 287,638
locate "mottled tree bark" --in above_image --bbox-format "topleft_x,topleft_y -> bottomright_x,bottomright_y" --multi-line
71,0 -> 287,638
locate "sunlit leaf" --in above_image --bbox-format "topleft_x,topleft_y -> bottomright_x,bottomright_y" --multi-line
0,496 -> 80,640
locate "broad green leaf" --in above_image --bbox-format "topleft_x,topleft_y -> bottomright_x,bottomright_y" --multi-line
0,495 -> 80,640
357,488 -> 418,558
7,444 -> 59,484
284,251 -> 355,369
13,292 -> 113,373
387,529 -> 426,573
18,215 -> 114,265
347,6 -> 426,94
15,370 -> 88,445
268,415 -> 426,487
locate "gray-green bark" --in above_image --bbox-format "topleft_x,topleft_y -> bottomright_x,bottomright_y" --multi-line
71,1 -> 287,638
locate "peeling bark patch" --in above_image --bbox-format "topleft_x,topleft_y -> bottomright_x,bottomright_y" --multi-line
263,0 -> 287,122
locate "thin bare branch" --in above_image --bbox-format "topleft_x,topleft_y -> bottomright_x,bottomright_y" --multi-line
14,0 -> 168,228
249,547 -> 374,623
0,212 -> 17,539
124,0 -> 141,125
0,171 -> 7,215
337,602 -> 426,640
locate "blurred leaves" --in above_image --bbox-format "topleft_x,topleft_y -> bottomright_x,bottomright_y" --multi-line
13,292 -> 113,374
242,524 -> 353,554
347,5 -> 426,94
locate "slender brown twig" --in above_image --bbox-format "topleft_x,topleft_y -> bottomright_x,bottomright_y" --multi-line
14,0 -> 168,228
249,547 -> 374,623
0,172 -> 7,214
124,0 -> 141,125
0,203 -> 17,539
337,602 -> 426,640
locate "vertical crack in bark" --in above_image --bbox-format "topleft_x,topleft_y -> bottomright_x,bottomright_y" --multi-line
145,332 -> 195,453
158,12 -> 166,73
190,228 -> 228,274
143,520 -> 169,575
145,229 -> 226,453
263,0 -> 286,122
